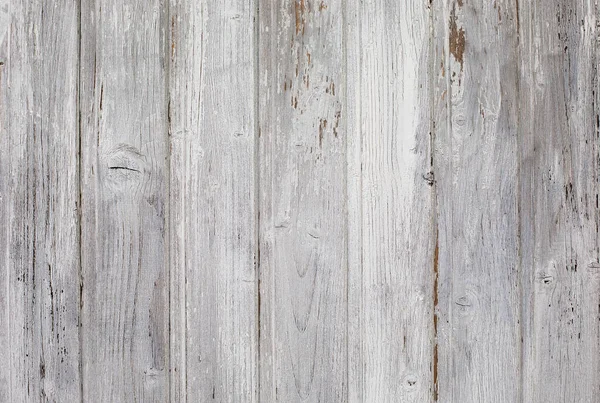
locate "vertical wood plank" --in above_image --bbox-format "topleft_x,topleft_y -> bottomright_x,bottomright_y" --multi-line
0,0 -> 9,399
0,0 -> 81,401
258,0 -> 347,401
433,0 -> 521,401
168,0 -> 259,400
519,1 -> 600,401
347,0 -> 436,401
79,0 -> 169,400
345,0 -> 362,401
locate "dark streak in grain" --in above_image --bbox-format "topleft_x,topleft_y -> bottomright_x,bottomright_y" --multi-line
109,166 -> 140,173
333,111 -> 340,137
99,84 -> 104,111
515,0 -> 520,34
319,118 -> 327,147
48,264 -> 55,333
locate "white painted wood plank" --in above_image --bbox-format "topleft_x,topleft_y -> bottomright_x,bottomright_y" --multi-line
168,0 -> 259,401
519,1 -> 600,401
0,0 -> 81,401
347,0 -> 436,401
433,0 -> 521,401
259,0 -> 347,401
79,0 -> 169,400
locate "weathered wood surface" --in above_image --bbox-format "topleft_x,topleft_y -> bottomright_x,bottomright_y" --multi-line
1,0 -> 600,402
259,1 -> 347,401
520,1 -> 600,402
348,0 -> 435,401
0,0 -> 81,401
169,0 -> 258,401
434,0 -> 522,401
80,0 -> 169,400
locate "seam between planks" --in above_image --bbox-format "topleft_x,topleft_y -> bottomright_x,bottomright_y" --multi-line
254,0 -> 261,402
165,0 -> 174,400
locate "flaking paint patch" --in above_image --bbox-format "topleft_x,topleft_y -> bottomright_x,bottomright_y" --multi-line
449,8 -> 466,71
295,0 -> 307,36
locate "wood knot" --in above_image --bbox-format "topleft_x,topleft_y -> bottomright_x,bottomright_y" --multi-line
402,373 -> 419,390
455,289 -> 479,320
102,144 -> 147,192
536,262 -> 557,289
423,171 -> 435,186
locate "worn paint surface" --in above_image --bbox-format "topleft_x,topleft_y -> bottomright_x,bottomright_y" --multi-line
1,0 -> 599,402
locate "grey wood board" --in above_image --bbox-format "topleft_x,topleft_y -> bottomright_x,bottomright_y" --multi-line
259,1 -> 347,401
434,0 -> 521,401
1,0 -> 81,401
80,0 -> 169,400
0,0 -> 599,401
169,0 -> 259,401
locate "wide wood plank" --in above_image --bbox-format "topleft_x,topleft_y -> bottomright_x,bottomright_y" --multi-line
258,0 -> 347,401
433,0 -> 521,401
347,0 -> 436,401
519,1 -> 600,401
168,0 -> 259,401
0,0 -> 81,401
79,0 -> 169,400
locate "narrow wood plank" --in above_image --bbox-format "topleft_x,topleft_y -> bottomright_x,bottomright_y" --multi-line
519,1 -> 600,401
433,0 -> 521,401
0,1 -> 9,399
79,0 -> 169,400
347,0 -> 436,401
0,0 -> 81,400
168,0 -> 259,400
345,0 -> 362,401
258,0 -> 347,401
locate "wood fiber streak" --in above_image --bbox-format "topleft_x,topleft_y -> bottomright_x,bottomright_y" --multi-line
80,0 -> 169,400
169,0 -> 259,401
0,0 -> 81,401
433,0 -> 521,401
259,0 -> 347,401
519,1 -> 600,401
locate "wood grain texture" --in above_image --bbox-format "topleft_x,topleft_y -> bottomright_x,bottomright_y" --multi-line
168,0 -> 259,401
433,0 -> 521,401
2,1 -> 600,402
519,1 -> 600,402
79,0 -> 169,400
258,0 -> 347,401
0,0 -> 81,401
348,0 -> 435,401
